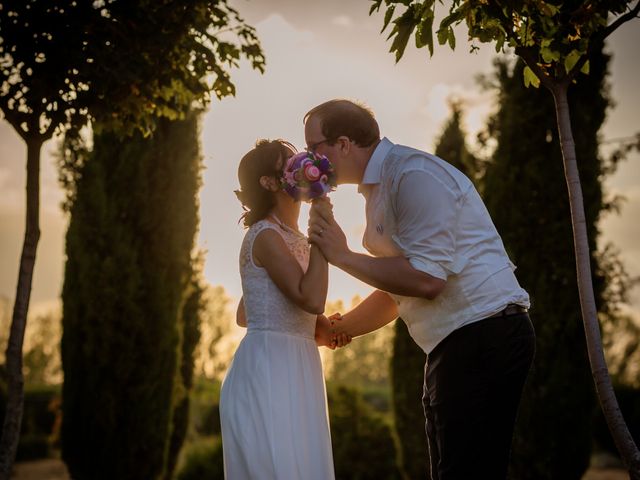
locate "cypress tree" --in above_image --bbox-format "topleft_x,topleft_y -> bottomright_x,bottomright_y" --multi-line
60,114 -> 202,479
434,100 -> 479,181
390,320 -> 429,479
482,49 -> 610,479
165,252 -> 205,480
391,102 -> 481,480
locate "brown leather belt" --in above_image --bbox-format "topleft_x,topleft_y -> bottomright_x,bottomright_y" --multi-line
486,304 -> 528,320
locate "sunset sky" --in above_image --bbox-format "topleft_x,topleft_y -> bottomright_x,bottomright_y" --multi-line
1,1 -> 639,319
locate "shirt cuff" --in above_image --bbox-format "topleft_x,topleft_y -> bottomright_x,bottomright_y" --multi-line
408,257 -> 448,281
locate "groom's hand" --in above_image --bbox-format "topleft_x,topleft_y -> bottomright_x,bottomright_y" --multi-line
329,312 -> 352,348
308,199 -> 349,265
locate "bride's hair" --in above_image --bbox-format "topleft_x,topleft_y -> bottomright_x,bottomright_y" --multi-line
235,139 -> 296,228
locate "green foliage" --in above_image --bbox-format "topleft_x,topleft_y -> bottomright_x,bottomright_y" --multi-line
176,436 -> 224,480
328,385 -> 402,480
0,302 -> 62,386
178,379 -> 401,478
601,311 -> 640,388
195,285 -> 235,380
0,0 -> 265,140
370,0 -> 638,87
193,401 -> 222,438
434,101 -> 480,182
165,254 -> 206,480
0,384 -> 61,461
325,297 -> 394,389
481,49 -> 611,479
22,310 -> 62,386
0,297 -> 11,364
390,320 -> 429,480
17,386 -> 59,443
174,382 -> 401,478
594,385 -> 640,455
14,435 -> 49,462
326,325 -> 394,389
60,114 -> 202,479
189,378 -> 223,438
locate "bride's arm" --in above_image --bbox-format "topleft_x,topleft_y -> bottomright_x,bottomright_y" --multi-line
236,297 -> 246,327
254,229 -> 328,314
332,290 -> 399,339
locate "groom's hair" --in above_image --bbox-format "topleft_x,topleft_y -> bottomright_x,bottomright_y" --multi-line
304,99 -> 380,148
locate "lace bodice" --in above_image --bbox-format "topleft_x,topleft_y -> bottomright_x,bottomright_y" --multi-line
239,219 -> 317,339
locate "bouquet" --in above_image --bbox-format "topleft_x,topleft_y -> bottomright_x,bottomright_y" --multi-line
280,151 -> 336,202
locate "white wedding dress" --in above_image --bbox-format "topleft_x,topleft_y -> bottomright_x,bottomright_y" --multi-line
220,218 -> 335,480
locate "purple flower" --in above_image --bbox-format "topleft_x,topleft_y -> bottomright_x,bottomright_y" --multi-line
280,151 -> 337,202
285,184 -> 300,201
309,181 -> 325,198
318,156 -> 331,173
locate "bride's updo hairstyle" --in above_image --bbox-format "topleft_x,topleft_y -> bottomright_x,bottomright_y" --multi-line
235,139 -> 296,228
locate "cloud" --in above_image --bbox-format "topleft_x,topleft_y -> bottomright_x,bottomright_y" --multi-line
331,15 -> 354,28
0,167 -> 9,185
258,13 -> 315,49
0,167 -> 22,210
419,83 -> 493,147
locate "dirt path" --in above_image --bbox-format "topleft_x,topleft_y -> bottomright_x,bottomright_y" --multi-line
11,459 -> 70,480
11,458 -> 631,479
583,469 -> 630,480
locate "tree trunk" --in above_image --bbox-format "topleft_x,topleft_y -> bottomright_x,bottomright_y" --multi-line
391,319 -> 430,480
552,82 -> 640,479
0,137 -> 42,480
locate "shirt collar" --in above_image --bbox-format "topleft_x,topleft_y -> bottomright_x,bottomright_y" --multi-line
360,137 -> 394,187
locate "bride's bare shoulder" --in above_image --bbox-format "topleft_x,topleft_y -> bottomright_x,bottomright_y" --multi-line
251,221 -> 288,267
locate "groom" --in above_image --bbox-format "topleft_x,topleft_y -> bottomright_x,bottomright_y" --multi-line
306,99 -> 535,479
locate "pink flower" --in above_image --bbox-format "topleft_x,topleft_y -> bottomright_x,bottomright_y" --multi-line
304,164 -> 321,182
284,170 -> 296,186
279,151 -> 337,202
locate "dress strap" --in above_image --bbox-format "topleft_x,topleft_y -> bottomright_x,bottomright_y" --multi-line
269,214 -> 306,240
249,219 -> 282,242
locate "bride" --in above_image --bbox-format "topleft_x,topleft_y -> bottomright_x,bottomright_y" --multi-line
219,139 -> 342,479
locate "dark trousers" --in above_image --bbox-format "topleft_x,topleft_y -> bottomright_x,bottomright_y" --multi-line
422,313 -> 535,480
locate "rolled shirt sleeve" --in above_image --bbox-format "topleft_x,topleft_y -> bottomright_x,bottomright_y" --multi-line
391,169 -> 460,280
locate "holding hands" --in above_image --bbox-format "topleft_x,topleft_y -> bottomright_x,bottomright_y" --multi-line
328,312 -> 351,348
308,198 -> 353,349
315,313 -> 352,350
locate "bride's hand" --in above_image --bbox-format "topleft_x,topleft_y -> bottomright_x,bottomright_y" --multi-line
309,197 -> 334,224
315,314 -> 337,349
328,312 -> 352,348
308,200 -> 349,265
308,198 -> 332,239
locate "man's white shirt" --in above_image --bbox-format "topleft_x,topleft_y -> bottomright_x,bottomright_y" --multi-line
359,137 -> 530,354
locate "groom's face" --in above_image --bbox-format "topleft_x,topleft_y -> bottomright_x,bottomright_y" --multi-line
304,115 -> 343,181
